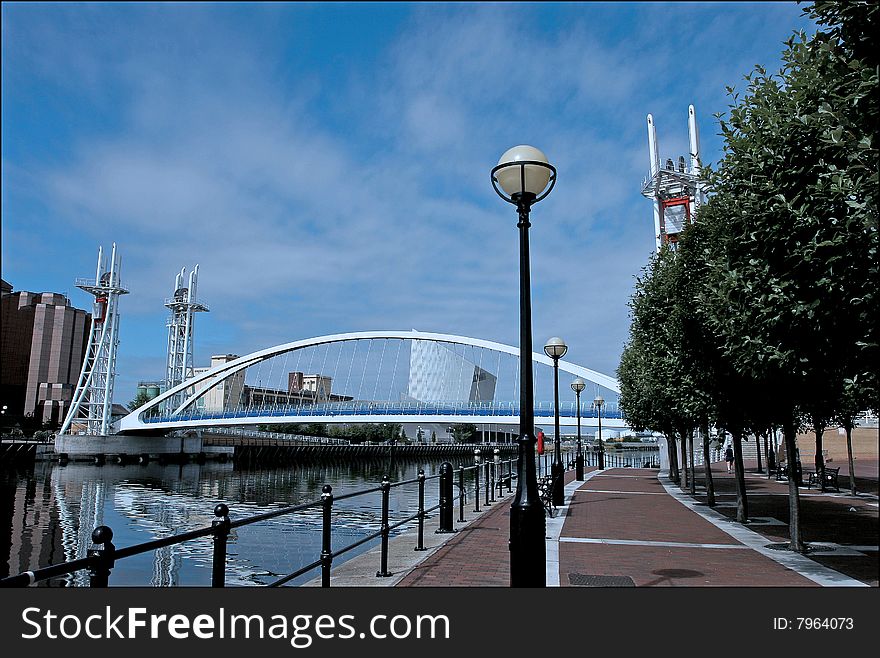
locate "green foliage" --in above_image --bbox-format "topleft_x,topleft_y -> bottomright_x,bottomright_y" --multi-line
450,423 -> 478,443
128,390 -> 153,411
699,0 -> 877,420
261,422 -> 402,443
619,1 -> 878,441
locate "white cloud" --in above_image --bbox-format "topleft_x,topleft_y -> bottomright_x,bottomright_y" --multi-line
4,3 -> 813,401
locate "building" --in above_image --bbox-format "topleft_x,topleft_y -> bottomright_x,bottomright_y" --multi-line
1,279 -> 90,427
191,354 -> 246,412
407,340 -> 497,403
161,356 -> 347,414
289,371 -> 332,402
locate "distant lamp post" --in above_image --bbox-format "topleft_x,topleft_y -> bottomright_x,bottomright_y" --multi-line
491,144 -> 557,588
544,337 -> 568,505
593,394 -> 605,469
571,378 -> 586,480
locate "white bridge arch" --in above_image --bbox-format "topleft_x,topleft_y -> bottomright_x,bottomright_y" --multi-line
116,330 -> 627,434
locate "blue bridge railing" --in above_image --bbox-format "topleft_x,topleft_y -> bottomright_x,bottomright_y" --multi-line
142,401 -> 624,424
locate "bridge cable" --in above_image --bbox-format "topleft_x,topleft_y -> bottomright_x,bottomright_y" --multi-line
343,339 -> 358,404
318,341 -> 330,405
355,339 -> 373,405
373,338 -> 387,410
292,345 -> 305,413
280,348 -> 292,409
389,338 -> 402,405
331,340 -> 345,407
303,344 -> 317,409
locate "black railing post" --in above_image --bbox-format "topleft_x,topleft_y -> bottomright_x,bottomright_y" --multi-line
320,485 -> 333,587
507,459 -> 513,492
492,449 -> 499,502
484,461 -> 491,506
437,462 -> 455,533
458,465 -> 465,522
211,504 -> 231,587
416,470 -> 427,550
87,526 -> 115,588
376,475 -> 392,577
474,462 -> 481,512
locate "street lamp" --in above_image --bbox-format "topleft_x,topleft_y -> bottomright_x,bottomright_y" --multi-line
544,337 -> 568,505
593,394 -> 605,469
491,144 -> 557,587
571,378 -> 586,480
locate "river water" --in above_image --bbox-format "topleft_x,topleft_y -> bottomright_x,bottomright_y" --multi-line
1,455 -> 481,587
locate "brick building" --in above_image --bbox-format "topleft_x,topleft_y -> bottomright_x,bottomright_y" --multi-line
1,279 -> 90,427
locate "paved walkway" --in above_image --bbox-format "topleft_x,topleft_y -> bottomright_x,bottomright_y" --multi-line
317,462 -> 876,588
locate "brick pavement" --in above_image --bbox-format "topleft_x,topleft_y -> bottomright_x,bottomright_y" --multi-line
394,465 -> 877,587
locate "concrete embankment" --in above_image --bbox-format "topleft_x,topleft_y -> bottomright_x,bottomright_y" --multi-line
0,432 -> 518,466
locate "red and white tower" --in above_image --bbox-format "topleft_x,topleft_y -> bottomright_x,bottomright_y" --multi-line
641,105 -> 704,250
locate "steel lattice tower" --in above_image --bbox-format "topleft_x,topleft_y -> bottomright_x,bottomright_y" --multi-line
59,244 -> 129,436
640,105 -> 705,251
164,265 -> 208,413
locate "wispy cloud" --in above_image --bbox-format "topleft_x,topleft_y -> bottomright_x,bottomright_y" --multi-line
2,3 -> 815,400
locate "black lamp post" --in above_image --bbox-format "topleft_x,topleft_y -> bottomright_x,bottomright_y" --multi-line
571,378 -> 585,480
544,337 -> 567,506
491,144 -> 556,588
593,394 -> 605,470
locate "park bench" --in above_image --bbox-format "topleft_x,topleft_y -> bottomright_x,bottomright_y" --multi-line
775,461 -> 789,481
806,466 -> 840,492
538,474 -> 559,517
775,461 -> 805,486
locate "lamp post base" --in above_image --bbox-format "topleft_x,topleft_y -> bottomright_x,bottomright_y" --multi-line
509,499 -> 546,587
551,460 -> 564,505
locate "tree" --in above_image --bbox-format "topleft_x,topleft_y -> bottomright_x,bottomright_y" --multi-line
128,391 -> 153,411
450,423 -> 478,443
693,0 -> 878,550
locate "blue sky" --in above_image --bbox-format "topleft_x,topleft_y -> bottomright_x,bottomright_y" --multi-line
1,2 -> 818,405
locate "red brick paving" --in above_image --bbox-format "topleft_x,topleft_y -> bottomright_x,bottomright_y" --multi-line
395,466 -> 874,587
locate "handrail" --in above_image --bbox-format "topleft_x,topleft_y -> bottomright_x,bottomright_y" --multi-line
1,456 -> 522,589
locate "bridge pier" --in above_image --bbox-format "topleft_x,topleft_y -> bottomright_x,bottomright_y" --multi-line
51,433 -> 233,464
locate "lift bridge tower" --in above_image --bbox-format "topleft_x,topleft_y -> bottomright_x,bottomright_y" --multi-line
164,265 -> 208,413
59,244 -> 129,436
641,105 -> 705,251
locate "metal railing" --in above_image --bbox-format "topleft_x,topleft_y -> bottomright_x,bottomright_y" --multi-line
1,457 -> 519,588
142,400 -> 625,424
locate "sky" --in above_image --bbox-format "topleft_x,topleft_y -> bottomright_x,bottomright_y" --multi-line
1,2 -> 820,406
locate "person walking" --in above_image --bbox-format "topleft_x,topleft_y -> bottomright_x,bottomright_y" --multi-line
725,445 -> 734,474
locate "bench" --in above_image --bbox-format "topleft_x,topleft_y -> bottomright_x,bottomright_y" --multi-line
775,461 -> 788,481
775,461 -> 805,486
807,466 -> 840,492
538,474 -> 559,517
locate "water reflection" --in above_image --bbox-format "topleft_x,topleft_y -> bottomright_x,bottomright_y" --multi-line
1,456 -> 469,587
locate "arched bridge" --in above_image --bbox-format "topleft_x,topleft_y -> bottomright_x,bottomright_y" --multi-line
116,330 -> 628,434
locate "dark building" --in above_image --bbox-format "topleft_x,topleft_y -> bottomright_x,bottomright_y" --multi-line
1,279 -> 90,428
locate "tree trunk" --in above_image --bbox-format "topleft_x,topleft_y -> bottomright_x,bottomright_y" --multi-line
666,435 -> 679,483
688,429 -> 696,495
731,429 -> 748,523
814,419 -> 826,493
679,432 -> 689,491
702,424 -> 715,507
783,417 -> 805,552
755,430 -> 764,473
764,432 -> 772,479
846,424 -> 857,496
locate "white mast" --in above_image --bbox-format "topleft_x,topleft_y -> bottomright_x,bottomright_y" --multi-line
647,114 -> 663,251
59,244 -> 129,436
164,265 -> 209,414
